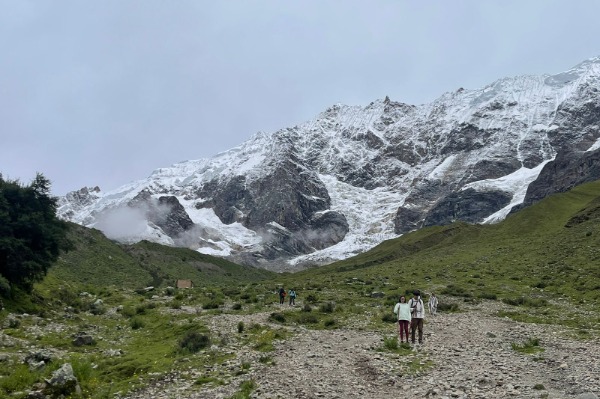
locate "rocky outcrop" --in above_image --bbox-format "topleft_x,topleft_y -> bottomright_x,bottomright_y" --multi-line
395,189 -> 512,234
129,190 -> 194,238
195,152 -> 349,264
514,148 -> 600,212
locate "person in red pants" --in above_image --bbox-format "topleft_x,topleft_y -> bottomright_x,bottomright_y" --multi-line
393,295 -> 411,343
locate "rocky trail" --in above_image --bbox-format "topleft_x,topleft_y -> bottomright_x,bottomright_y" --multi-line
126,301 -> 600,399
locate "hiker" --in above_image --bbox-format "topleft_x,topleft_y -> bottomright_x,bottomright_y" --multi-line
288,288 -> 297,306
278,287 -> 286,305
393,295 -> 411,343
408,290 -> 425,345
428,293 -> 438,315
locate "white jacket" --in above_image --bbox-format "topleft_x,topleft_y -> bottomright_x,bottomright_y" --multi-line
393,302 -> 412,321
408,297 -> 425,318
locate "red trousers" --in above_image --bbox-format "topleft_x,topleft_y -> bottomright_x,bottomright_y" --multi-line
398,320 -> 410,342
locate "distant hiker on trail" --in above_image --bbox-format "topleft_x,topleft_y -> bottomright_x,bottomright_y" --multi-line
279,287 -> 286,305
428,293 -> 438,315
408,290 -> 425,345
393,295 -> 411,343
288,288 -> 297,306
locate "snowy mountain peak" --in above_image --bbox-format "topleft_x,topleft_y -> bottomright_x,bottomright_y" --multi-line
58,56 -> 600,271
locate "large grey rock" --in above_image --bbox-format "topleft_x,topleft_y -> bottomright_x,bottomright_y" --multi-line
44,363 -> 81,396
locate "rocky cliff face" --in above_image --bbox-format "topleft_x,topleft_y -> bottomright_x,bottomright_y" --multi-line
58,56 -> 600,270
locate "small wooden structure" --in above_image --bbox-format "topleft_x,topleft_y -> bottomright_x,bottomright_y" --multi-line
176,279 -> 194,289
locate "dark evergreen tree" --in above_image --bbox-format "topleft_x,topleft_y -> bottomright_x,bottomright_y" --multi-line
0,173 -> 71,293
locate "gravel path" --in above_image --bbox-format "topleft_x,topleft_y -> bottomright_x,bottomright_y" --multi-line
125,301 -> 600,399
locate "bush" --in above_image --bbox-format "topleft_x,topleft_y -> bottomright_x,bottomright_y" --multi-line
324,318 -> 337,328
383,336 -> 398,351
268,312 -> 286,323
319,302 -> 335,313
0,363 -> 38,393
381,313 -> 397,323
178,331 -> 211,354
438,302 -> 459,312
502,297 -> 548,307
305,294 -> 318,303
130,317 -> 144,330
232,303 -> 242,311
202,301 -> 221,310
0,276 -> 11,298
237,322 -> 245,333
478,292 -> 497,300
302,304 -> 312,312
298,314 -> 319,324
440,284 -> 471,298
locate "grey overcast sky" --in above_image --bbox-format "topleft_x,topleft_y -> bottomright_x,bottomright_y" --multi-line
2,1 -> 600,196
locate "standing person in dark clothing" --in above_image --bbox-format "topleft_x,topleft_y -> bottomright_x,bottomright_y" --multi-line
278,287 -> 286,305
408,290 -> 425,345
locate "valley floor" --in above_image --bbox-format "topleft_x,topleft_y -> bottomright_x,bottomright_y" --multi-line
124,300 -> 599,399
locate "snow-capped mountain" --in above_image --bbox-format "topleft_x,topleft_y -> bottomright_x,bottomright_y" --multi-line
58,56 -> 600,271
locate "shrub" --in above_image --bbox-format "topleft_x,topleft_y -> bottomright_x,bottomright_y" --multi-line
302,304 -> 312,312
232,303 -> 242,311
130,317 -> 144,330
0,275 -> 11,298
319,302 -> 335,313
178,331 -> 211,354
135,304 -> 148,315
437,302 -> 459,312
440,284 -> 471,298
0,363 -> 38,393
502,297 -> 548,307
305,294 -> 318,303
478,292 -> 497,300
298,314 -> 318,324
238,322 -> 245,333
381,313 -> 397,323
202,301 -> 221,310
383,336 -> 398,351
512,337 -> 543,354
268,312 -> 286,323
324,318 -> 337,328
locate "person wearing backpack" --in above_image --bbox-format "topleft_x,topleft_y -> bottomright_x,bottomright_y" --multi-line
393,295 -> 411,343
278,287 -> 286,305
408,290 -> 425,345
288,288 -> 297,306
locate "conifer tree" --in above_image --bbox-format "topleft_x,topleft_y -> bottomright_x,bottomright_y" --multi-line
0,173 -> 70,294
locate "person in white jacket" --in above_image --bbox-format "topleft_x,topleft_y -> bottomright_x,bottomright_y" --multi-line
393,296 -> 411,343
428,293 -> 438,315
408,290 -> 425,344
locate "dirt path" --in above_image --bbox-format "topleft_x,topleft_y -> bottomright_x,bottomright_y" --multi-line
125,301 -> 600,399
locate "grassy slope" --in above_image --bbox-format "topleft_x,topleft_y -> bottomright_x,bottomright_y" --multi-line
46,223 -> 276,291
280,180 -> 600,313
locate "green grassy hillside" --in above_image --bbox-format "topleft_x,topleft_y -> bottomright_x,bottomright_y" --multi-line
46,223 -> 275,290
272,180 -> 600,329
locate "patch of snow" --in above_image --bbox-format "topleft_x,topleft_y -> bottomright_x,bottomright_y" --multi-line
289,174 -> 405,265
587,137 -> 600,152
463,161 -> 552,223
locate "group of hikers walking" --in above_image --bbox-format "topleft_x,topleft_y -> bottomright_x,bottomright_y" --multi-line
278,287 -> 297,306
275,286 -> 438,345
393,290 -> 438,345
